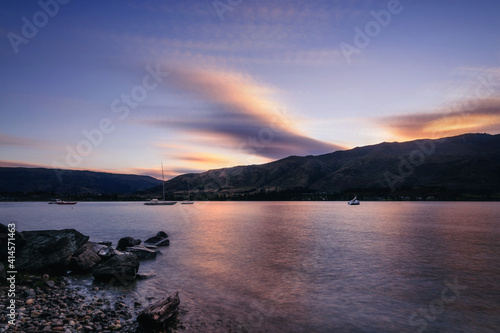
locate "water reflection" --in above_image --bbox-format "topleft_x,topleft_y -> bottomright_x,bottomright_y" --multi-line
1,201 -> 500,332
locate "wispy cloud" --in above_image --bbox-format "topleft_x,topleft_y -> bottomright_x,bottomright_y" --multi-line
139,65 -> 342,159
0,133 -> 52,149
235,0 -> 368,24
0,160 -> 50,168
378,98 -> 500,140
88,0 -> 351,69
174,153 -> 232,166
98,31 -> 344,68
126,166 -> 200,180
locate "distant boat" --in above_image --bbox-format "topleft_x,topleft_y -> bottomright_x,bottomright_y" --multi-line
145,198 -> 176,206
348,196 -> 360,205
49,199 -> 77,205
145,162 -> 177,206
181,173 -> 194,204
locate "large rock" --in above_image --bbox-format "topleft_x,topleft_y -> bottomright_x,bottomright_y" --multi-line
69,241 -> 102,273
92,252 -> 140,283
116,237 -> 141,250
125,245 -> 158,260
136,272 -> 156,280
156,231 -> 168,238
144,231 -> 170,247
97,245 -> 116,260
16,229 -> 89,273
155,238 -> 170,246
137,292 -> 180,330
145,237 -> 170,247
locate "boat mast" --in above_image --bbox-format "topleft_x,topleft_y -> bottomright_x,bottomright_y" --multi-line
161,162 -> 165,202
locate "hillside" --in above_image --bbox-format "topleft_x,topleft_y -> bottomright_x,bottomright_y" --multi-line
0,168 -> 161,196
151,133 -> 500,198
2,133 -> 499,201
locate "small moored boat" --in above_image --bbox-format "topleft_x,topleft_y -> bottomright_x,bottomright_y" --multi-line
145,199 -> 176,206
49,199 -> 77,205
145,162 -> 177,206
348,196 -> 360,205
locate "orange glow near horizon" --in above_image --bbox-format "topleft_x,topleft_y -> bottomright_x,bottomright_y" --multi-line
424,114 -> 500,137
381,99 -> 500,141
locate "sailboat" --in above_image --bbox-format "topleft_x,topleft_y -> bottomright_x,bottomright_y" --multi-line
181,173 -> 194,204
348,196 -> 360,205
49,199 -> 77,205
50,173 -> 77,204
145,163 -> 177,205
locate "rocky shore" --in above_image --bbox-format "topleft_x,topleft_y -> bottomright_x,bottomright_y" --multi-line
0,274 -> 141,332
0,224 -> 180,332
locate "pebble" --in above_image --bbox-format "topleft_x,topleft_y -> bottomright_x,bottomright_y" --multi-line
0,274 -> 142,333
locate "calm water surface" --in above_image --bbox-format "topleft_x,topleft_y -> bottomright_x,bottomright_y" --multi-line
1,201 -> 500,332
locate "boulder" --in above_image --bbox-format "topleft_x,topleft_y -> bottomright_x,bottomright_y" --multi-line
16,229 -> 89,273
144,236 -> 161,244
97,246 -> 116,260
136,272 -> 156,280
137,292 -> 180,330
144,231 -> 169,247
155,238 -> 170,246
156,231 -> 168,238
69,241 -> 102,273
125,245 -> 158,260
92,252 -> 140,283
116,237 -> 141,250
145,237 -> 170,247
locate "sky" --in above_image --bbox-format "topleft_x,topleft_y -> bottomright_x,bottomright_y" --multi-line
1,0 -> 499,179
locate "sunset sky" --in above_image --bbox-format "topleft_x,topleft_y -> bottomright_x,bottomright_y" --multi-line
1,0 -> 499,179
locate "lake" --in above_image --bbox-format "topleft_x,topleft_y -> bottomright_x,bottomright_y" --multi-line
1,201 -> 500,332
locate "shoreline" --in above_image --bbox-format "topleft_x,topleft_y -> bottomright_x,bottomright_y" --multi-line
0,273 -> 144,332
0,225 -> 181,332
1,199 -> 500,203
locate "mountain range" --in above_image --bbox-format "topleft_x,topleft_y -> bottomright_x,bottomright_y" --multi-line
0,168 -> 160,196
155,133 -> 500,198
1,133 -> 499,200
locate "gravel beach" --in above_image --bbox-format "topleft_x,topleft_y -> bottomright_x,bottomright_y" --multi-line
0,274 -> 150,332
